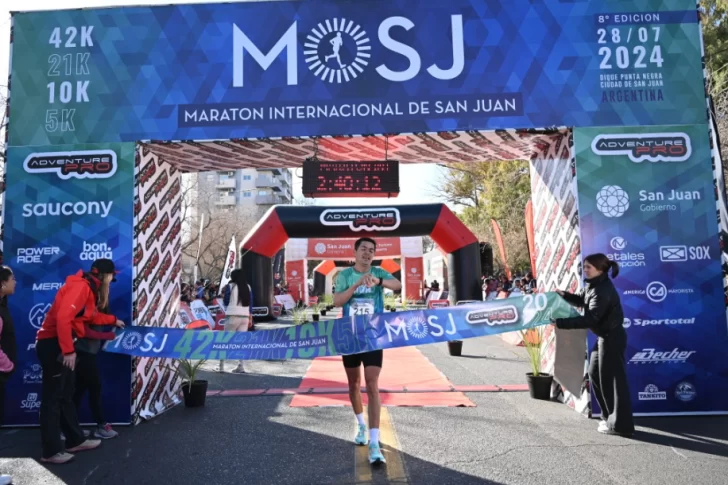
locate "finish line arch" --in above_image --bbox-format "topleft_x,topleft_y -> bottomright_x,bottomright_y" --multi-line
240,204 -> 480,320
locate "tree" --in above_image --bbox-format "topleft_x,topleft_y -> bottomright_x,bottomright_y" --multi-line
180,173 -> 264,283
701,1 -> 728,174
435,160 -> 532,275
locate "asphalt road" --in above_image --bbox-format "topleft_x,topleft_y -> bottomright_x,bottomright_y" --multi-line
2,331 -> 727,485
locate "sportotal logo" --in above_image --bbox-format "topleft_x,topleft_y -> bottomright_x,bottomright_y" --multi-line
622,281 -> 695,303
622,316 -> 695,328
591,133 -> 691,163
629,348 -> 696,364
233,15 -> 464,86
607,237 -> 645,268
320,208 -> 400,231
596,185 -> 629,218
23,149 -> 117,179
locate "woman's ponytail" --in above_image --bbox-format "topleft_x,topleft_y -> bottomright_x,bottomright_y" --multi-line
609,260 -> 620,279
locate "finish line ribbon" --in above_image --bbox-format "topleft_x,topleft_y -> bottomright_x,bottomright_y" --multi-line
104,292 -> 579,361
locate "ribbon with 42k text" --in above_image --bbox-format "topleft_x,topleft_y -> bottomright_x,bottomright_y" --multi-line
104,292 -> 579,361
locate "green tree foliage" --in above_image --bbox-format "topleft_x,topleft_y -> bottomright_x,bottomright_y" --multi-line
701,0 -> 728,95
438,160 -> 533,275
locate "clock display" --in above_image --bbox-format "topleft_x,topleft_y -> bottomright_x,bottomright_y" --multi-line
302,160 -> 400,198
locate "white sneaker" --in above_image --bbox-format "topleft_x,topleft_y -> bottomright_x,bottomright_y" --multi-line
66,439 -> 101,453
40,452 -> 75,464
0,474 -> 12,485
231,363 -> 246,374
597,420 -> 609,432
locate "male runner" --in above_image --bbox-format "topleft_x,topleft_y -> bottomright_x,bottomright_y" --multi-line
334,237 -> 402,465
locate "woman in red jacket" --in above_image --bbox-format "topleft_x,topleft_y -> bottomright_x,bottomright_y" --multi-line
35,259 -> 124,464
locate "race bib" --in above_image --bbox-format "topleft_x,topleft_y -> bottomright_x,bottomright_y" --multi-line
349,298 -> 375,316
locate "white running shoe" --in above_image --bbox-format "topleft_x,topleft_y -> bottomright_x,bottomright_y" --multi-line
40,452 -> 74,465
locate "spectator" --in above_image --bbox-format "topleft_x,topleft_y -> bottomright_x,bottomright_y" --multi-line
0,266 -> 17,485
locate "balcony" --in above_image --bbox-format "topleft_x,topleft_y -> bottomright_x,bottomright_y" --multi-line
255,194 -> 284,205
255,176 -> 283,192
259,168 -> 283,176
216,195 -> 236,206
216,178 -> 236,189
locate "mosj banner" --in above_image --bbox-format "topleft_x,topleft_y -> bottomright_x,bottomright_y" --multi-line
9,0 -> 704,146
105,293 -> 578,361
2,143 -> 135,426
574,125 -> 728,415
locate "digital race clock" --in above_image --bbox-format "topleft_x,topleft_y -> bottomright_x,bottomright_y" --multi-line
302,160 -> 400,198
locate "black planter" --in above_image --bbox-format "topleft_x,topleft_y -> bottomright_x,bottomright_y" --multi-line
182,380 -> 208,408
526,373 -> 553,400
447,340 -> 463,356
313,314 -> 320,321
321,310 -> 327,316
389,307 -> 397,312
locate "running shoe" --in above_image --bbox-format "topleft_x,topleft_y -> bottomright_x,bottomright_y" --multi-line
354,424 -> 368,446
368,442 -> 386,465
40,452 -> 74,465
66,439 -> 101,453
94,424 -> 119,440
597,421 -> 608,432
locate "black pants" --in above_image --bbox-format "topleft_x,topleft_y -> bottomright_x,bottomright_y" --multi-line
36,338 -> 86,458
74,351 -> 105,427
0,379 -> 6,426
588,327 -> 635,435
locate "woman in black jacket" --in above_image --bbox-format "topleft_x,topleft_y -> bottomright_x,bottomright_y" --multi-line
0,266 -> 17,485
554,253 -> 634,437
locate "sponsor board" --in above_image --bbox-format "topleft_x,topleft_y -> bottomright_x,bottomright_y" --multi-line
629,348 -> 696,364
591,133 -> 691,163
638,384 -> 667,401
23,149 -> 118,179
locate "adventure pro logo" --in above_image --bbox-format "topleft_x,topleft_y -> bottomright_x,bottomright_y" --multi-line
591,133 -> 691,163
320,208 -> 400,231
465,306 -> 519,326
233,15 -> 463,86
23,149 -> 117,179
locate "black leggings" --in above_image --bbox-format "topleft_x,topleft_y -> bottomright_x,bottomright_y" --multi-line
36,338 -> 86,458
74,351 -> 105,427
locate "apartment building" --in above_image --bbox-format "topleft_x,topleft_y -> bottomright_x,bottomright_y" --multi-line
199,167 -> 293,210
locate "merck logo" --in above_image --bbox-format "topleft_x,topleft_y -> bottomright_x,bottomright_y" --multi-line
233,15 -> 464,86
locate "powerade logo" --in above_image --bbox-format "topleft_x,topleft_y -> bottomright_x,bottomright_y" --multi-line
320,208 -> 400,231
607,237 -> 645,268
629,348 -> 696,364
22,201 -> 114,218
21,392 -> 41,412
232,15 -> 464,87
23,149 -> 117,179
591,133 -> 691,163
16,246 -> 61,264
465,306 -> 518,326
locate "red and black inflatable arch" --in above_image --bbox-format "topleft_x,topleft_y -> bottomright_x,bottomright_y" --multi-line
240,204 -> 481,320
313,260 -> 401,296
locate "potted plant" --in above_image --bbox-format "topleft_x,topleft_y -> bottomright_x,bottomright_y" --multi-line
292,307 -> 307,325
518,325 -> 552,400
319,302 -> 328,317
177,358 -> 208,408
311,305 -> 320,322
321,294 -> 334,311
384,294 -> 396,311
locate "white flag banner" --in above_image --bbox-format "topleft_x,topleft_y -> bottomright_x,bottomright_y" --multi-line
219,235 -> 237,289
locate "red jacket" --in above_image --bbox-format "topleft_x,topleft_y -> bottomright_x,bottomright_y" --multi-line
37,271 -> 117,355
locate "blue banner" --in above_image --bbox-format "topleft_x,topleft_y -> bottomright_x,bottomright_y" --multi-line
574,125 -> 728,415
8,0 -> 705,146
2,143 -> 135,426
104,293 -> 578,361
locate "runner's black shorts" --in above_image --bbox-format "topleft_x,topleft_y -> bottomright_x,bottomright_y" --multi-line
342,350 -> 383,368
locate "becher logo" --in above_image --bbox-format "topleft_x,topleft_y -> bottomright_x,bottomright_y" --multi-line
591,133 -> 691,163
29,303 -> 51,330
320,208 -> 401,232
23,149 -> 117,179
305,18 -> 371,83
466,306 -> 518,326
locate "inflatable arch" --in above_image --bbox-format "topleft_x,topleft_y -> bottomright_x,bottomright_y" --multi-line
240,204 -> 480,320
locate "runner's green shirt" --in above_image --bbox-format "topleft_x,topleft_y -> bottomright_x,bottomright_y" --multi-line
335,267 -> 394,317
